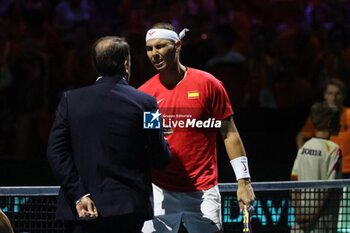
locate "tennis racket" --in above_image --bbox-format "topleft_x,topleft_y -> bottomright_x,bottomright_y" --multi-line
243,205 -> 253,233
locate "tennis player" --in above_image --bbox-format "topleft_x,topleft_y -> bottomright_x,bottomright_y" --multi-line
139,22 -> 255,233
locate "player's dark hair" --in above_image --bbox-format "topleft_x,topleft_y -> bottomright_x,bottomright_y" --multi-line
310,102 -> 340,132
150,22 -> 177,33
92,36 -> 130,77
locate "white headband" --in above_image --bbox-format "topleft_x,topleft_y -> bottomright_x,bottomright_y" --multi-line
146,28 -> 190,42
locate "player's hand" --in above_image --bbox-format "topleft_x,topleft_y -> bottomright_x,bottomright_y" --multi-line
76,196 -> 98,220
237,179 -> 255,212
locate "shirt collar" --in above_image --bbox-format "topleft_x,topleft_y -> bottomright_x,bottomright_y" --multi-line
95,75 -> 128,84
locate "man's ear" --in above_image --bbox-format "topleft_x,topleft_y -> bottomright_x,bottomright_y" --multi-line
175,40 -> 182,52
124,59 -> 129,74
124,58 -> 131,81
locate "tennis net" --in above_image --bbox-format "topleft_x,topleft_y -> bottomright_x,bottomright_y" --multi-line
1,180 -> 349,233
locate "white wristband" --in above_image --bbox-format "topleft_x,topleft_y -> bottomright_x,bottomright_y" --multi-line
230,156 -> 251,180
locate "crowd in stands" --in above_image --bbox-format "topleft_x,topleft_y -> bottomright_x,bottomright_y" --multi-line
0,0 -> 350,181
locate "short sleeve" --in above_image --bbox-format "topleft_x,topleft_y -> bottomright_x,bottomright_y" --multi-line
208,77 -> 233,120
327,147 -> 342,179
291,156 -> 299,181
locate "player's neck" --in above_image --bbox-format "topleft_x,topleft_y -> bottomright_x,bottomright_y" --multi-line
159,64 -> 187,87
315,131 -> 331,140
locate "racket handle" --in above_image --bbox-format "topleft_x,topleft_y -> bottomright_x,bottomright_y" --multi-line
243,205 -> 249,232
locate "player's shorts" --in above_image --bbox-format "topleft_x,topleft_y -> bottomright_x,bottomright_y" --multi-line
142,184 -> 223,233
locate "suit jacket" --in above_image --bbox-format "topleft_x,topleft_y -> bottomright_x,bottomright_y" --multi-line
47,75 -> 171,221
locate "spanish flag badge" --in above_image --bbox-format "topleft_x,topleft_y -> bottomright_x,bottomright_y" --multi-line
188,90 -> 199,99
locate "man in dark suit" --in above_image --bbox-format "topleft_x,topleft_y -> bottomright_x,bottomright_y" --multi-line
47,36 -> 171,233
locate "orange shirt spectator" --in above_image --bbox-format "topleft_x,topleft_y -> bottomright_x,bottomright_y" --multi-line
296,79 -> 350,177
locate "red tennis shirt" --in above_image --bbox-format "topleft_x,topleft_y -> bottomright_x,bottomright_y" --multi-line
139,67 -> 233,191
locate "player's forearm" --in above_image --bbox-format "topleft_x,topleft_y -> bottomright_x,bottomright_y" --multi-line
220,118 -> 252,182
220,117 -> 246,160
223,133 -> 246,160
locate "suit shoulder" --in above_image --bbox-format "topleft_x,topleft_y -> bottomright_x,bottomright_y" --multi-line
122,84 -> 157,105
130,85 -> 156,100
63,84 -> 94,96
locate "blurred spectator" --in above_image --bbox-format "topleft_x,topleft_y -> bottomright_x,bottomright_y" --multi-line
180,16 -> 213,70
325,24 -> 350,88
0,0 -> 12,17
64,21 -> 94,88
243,25 -> 277,108
206,22 -> 246,107
271,24 -> 313,108
296,79 -> 350,178
17,1 -> 67,95
227,1 -> 252,55
272,57 -> 312,108
52,0 -> 94,44
11,49 -> 47,158
0,0 -> 350,176
0,18 -> 19,158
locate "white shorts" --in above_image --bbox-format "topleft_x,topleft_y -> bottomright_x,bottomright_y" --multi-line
142,184 -> 223,233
